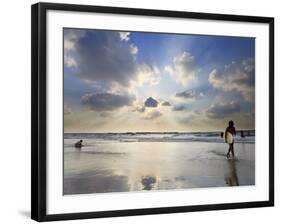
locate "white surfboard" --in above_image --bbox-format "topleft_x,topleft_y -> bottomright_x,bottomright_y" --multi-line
225,132 -> 233,144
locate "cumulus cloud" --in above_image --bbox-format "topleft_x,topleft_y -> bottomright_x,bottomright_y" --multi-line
144,97 -> 158,108
165,52 -> 198,86
81,92 -> 135,111
99,111 -> 111,117
143,110 -> 162,120
64,29 -> 86,67
133,105 -> 146,113
136,64 -> 160,86
119,32 -> 130,41
178,114 -> 194,124
206,101 -> 240,119
175,89 -> 204,99
64,29 -> 137,88
130,44 -> 138,55
64,29 -> 86,51
64,29 -> 160,90
172,104 -> 185,111
162,101 -> 171,106
208,58 -> 255,101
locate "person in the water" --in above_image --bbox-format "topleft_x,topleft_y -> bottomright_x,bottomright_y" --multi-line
225,120 -> 236,158
75,139 -> 83,148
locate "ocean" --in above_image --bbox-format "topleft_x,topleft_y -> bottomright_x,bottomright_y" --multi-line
64,131 -> 255,145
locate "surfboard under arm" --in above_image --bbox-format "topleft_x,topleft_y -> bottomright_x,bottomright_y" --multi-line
225,131 -> 234,144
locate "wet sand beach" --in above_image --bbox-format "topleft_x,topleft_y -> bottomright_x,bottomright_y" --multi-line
64,141 -> 255,195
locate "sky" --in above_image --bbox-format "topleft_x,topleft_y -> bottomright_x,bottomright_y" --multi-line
63,28 -> 255,133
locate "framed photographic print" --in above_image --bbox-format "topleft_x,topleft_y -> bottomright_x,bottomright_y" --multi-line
31,2 -> 274,222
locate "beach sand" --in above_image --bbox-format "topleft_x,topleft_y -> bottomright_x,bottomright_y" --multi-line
64,141 -> 255,195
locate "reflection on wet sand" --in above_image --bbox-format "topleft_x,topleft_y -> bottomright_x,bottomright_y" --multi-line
225,159 -> 239,186
64,170 -> 129,194
64,141 -> 254,195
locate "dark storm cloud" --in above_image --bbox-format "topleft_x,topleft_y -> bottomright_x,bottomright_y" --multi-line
206,101 -> 240,119
64,29 -> 138,87
144,97 -> 158,107
161,101 -> 171,106
172,105 -> 185,111
81,93 -> 135,111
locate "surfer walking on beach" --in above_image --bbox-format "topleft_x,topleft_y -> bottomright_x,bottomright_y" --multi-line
225,120 -> 236,159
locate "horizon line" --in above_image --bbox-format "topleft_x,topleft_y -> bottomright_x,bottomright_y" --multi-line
64,129 -> 255,134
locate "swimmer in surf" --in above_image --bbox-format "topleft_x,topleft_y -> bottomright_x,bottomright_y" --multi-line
75,139 -> 83,148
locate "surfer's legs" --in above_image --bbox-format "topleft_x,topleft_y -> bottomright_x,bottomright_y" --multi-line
227,144 -> 231,158
231,144 -> 235,157
227,144 -> 234,158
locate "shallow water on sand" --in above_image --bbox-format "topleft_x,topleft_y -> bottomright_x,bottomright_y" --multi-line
64,141 -> 255,195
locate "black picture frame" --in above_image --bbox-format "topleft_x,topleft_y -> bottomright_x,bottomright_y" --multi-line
31,2 -> 274,222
